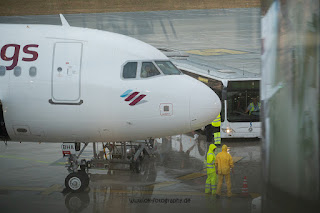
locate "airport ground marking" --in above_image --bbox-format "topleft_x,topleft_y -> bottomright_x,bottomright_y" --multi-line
233,156 -> 243,163
41,184 -> 63,195
177,172 -> 206,180
249,193 -> 261,199
176,156 -> 243,181
0,154 -> 69,166
185,49 -> 248,56
0,155 -> 50,164
146,181 -> 180,189
0,186 -> 47,192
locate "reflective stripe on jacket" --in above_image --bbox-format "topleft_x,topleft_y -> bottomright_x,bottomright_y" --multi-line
211,113 -> 221,127
214,132 -> 221,145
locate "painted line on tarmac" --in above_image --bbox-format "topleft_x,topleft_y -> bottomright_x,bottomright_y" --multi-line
0,186 -> 47,192
249,193 -> 261,199
146,181 -> 180,189
185,49 -> 249,56
0,155 -> 50,164
177,172 -> 206,180
0,154 -> 92,166
0,155 -> 75,166
41,184 -> 63,195
233,157 -> 243,163
176,156 -> 243,181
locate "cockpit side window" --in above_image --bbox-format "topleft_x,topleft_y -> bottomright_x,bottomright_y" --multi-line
140,62 -> 161,78
155,61 -> 181,75
123,62 -> 137,79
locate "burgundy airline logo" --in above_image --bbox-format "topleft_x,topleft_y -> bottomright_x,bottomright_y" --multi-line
120,90 -> 147,106
0,44 -> 39,70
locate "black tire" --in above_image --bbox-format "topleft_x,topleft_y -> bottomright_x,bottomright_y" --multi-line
130,163 -> 134,171
83,174 -> 90,188
75,142 -> 81,151
79,170 -> 90,188
65,172 -> 86,193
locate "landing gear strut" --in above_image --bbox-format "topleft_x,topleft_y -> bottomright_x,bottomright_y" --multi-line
63,142 -> 90,192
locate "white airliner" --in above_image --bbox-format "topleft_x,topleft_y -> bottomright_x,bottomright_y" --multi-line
0,15 -> 221,191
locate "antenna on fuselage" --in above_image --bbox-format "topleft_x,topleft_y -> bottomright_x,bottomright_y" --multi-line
59,14 -> 70,27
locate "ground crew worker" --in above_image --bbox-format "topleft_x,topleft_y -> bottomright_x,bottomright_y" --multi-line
212,113 -> 221,146
205,144 -> 217,195
204,124 -> 213,143
215,144 -> 234,198
245,97 -> 261,116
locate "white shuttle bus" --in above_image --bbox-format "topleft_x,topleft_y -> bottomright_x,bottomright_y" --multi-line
170,58 -> 261,138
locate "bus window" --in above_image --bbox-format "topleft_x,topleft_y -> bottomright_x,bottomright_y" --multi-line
227,80 -> 260,122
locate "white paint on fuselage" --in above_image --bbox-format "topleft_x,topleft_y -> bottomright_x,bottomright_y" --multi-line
0,24 -> 221,142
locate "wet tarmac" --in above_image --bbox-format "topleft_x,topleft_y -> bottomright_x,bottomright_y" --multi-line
0,134 -> 261,213
0,8 -> 262,212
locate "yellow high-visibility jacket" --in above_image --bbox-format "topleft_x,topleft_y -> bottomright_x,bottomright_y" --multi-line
211,113 -> 221,127
248,102 -> 261,115
206,144 -> 217,174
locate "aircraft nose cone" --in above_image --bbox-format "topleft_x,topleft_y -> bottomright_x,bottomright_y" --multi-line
190,83 -> 221,130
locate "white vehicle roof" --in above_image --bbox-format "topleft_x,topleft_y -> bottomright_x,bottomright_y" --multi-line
159,48 -> 261,85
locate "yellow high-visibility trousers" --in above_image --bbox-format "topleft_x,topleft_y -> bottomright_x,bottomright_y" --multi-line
205,173 -> 217,194
216,174 -> 232,197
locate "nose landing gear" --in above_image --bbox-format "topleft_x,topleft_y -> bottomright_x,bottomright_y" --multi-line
63,142 -> 90,192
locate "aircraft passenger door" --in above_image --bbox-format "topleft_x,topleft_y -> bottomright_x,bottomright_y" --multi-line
51,42 -> 83,104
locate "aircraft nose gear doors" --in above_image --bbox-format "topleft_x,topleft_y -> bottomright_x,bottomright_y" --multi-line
62,142 -> 90,192
0,100 -> 10,142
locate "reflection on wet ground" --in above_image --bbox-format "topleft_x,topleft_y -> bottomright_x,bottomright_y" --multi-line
0,133 -> 261,213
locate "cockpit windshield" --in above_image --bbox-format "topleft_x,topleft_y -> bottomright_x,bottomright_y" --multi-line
140,62 -> 161,78
123,61 -> 181,79
155,61 -> 181,75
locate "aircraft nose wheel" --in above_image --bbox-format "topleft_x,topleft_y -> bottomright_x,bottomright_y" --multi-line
65,172 -> 89,192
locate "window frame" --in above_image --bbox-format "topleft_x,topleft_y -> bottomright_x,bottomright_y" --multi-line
154,60 -> 182,75
122,61 -> 138,79
140,61 -> 162,79
121,60 -> 164,80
